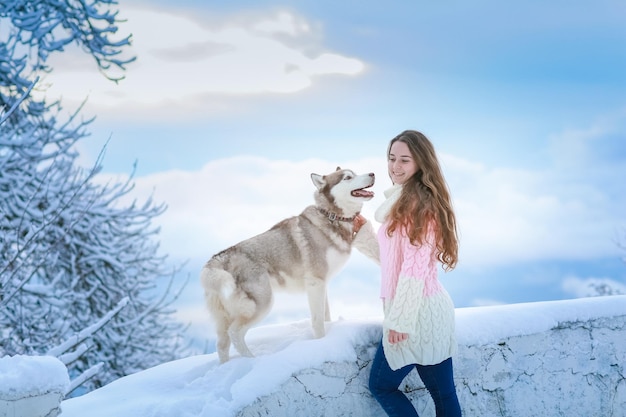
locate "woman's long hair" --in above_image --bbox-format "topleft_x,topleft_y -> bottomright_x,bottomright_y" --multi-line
386,130 -> 459,271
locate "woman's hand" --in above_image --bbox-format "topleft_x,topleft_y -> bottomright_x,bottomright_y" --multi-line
353,214 -> 367,233
388,329 -> 408,344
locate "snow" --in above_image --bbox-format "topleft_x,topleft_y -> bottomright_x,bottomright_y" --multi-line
56,295 -> 626,417
59,318 -> 381,417
0,355 -> 69,400
454,295 -> 626,345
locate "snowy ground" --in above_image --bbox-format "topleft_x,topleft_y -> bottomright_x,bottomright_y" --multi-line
59,318 -> 381,417
2,296 -> 624,417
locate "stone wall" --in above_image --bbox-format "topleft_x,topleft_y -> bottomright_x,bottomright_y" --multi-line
237,297 -> 626,417
0,355 -> 68,417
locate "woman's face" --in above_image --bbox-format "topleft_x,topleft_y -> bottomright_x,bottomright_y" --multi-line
388,140 -> 418,185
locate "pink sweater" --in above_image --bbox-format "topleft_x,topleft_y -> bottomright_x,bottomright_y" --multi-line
378,220 -> 440,300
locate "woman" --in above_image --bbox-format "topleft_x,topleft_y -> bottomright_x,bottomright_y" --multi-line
353,130 -> 462,416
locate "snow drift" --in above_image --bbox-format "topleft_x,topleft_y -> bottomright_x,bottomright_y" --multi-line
52,295 -> 626,416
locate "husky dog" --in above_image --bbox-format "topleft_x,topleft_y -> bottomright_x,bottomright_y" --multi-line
201,167 -> 376,363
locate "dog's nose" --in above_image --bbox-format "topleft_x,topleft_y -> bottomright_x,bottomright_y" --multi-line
369,173 -> 375,178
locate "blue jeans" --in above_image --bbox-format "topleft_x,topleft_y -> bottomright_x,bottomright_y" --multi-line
369,341 -> 462,417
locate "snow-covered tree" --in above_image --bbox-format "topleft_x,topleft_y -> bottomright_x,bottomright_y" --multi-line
1,1 -> 188,395
572,228 -> 626,298
619,227 -> 626,264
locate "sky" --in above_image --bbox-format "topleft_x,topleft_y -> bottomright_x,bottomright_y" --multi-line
34,0 -> 626,349
12,295 -> 624,416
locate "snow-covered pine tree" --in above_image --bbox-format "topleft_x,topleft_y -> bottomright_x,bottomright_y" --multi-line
1,0 -> 189,395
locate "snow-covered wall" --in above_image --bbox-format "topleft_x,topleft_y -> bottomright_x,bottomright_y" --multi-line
239,296 -> 626,417
60,295 -> 626,417
0,355 -> 69,417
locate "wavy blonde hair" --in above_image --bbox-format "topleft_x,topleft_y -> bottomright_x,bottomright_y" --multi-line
386,130 -> 459,271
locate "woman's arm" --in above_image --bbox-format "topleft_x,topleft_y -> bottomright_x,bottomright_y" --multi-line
352,215 -> 380,265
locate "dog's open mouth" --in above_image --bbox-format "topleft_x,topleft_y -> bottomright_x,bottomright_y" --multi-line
351,185 -> 375,198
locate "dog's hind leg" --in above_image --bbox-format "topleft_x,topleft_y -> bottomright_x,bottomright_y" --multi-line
228,320 -> 254,358
201,267 -> 236,363
227,280 -> 273,359
305,278 -> 328,338
215,313 -> 232,363
204,293 -> 232,363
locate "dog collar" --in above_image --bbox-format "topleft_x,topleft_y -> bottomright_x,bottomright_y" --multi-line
317,208 -> 358,223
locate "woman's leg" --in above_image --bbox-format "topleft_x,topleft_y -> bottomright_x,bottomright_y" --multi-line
369,341 -> 419,417
415,357 -> 461,417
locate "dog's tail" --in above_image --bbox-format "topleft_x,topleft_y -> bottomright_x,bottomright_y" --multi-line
200,263 -> 236,318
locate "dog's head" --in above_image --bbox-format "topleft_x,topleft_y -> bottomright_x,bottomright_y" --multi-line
311,167 -> 375,216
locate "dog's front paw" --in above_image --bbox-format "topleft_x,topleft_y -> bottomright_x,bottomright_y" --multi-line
312,325 -> 326,339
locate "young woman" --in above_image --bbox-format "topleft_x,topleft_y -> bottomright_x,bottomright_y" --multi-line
353,130 -> 462,416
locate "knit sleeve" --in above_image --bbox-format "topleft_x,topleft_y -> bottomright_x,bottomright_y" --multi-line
352,219 -> 380,265
383,226 -> 437,333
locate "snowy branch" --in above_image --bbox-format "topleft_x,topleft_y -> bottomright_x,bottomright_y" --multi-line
46,298 -> 129,356
0,77 -> 38,126
47,296 -> 129,357
66,362 -> 104,396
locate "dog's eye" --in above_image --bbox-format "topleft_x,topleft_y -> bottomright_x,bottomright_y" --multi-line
344,175 -> 353,180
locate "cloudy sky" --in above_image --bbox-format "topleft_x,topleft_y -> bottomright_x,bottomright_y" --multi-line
40,0 -> 626,346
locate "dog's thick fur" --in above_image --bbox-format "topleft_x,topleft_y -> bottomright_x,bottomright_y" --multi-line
201,167 -> 376,363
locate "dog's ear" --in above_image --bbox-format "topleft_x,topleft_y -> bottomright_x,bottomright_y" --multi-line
336,166 -> 341,171
311,173 -> 325,190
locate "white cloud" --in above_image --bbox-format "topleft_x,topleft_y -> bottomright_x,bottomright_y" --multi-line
441,113 -> 626,268
561,276 -> 626,298
252,11 -> 311,36
38,6 -> 364,117
95,147 -> 623,274
469,298 -> 507,307
446,160 -> 618,267
548,108 -> 626,165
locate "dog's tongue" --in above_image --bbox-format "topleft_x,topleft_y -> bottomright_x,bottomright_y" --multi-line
353,189 -> 375,198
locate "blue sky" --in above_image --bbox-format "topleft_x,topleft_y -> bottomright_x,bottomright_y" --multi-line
40,0 -> 626,346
